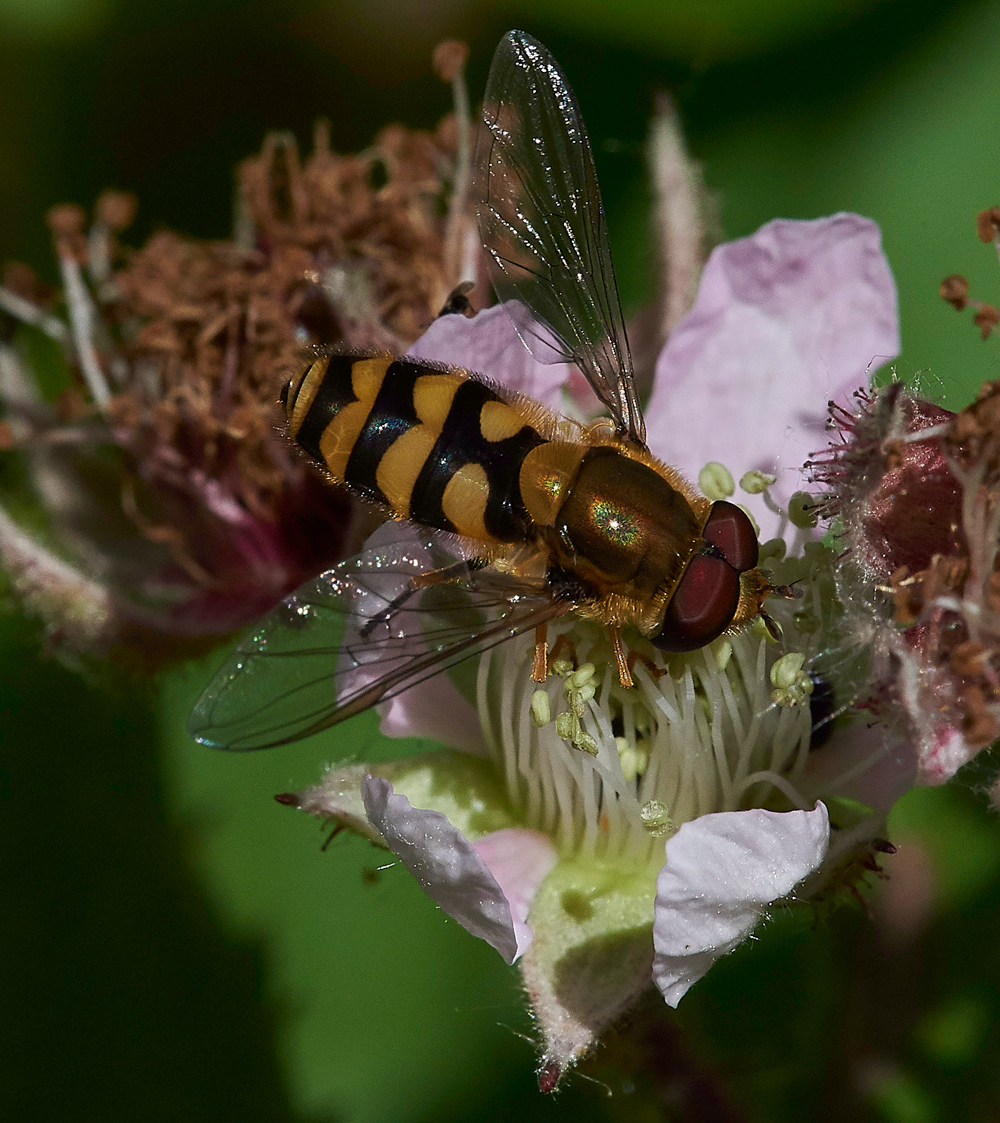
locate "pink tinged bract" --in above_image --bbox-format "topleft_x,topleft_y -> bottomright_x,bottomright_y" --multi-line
361,776 -> 556,964
645,213 -> 899,518
406,301 -> 573,413
652,803 -> 830,1007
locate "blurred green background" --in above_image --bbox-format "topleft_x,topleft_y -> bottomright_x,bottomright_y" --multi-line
4,1 -> 1000,1120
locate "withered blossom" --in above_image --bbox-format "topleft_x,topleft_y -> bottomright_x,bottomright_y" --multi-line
809,206 -> 1000,782
814,378 -> 1000,782
0,50 -> 477,667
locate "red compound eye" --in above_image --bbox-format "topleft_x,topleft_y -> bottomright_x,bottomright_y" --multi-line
652,554 -> 741,653
702,500 -> 759,572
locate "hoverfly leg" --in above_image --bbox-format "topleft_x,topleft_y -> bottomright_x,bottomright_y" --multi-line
532,623 -> 549,684
359,558 -> 482,640
772,584 -> 801,600
609,625 -> 634,690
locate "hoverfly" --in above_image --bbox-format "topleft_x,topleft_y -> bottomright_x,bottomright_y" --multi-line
189,30 -> 778,751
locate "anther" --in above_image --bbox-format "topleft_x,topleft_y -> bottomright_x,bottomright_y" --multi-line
530,690 -> 551,727
698,461 -> 735,501
788,491 -> 820,529
770,652 -> 814,707
940,273 -> 970,310
976,206 -> 1000,244
740,469 -> 777,494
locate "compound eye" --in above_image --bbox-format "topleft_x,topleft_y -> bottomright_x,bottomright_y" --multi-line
652,554 -> 741,653
702,501 -> 759,572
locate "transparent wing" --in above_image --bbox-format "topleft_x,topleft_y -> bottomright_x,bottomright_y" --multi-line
475,29 -> 645,446
188,523 -> 570,751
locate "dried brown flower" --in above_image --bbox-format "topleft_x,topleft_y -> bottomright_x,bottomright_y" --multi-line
812,377 -> 1000,782
0,45 -> 478,668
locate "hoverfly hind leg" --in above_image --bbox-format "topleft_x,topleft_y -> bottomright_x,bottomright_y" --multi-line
532,623 -> 549,684
358,557 -> 483,640
411,556 -> 484,590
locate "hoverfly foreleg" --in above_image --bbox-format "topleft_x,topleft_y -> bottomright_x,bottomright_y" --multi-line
609,625 -> 634,690
358,558 -> 484,640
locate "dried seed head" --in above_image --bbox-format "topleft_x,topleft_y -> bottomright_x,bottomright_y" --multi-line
3,52 -> 474,664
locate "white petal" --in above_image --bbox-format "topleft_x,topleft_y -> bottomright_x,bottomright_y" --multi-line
645,214 -> 898,532
652,804 -> 830,1007
407,302 -> 572,413
361,776 -> 552,964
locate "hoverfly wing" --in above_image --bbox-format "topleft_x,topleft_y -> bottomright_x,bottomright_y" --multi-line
475,29 -> 646,447
188,524 -> 569,751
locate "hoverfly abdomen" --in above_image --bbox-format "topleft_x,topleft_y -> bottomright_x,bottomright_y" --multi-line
284,352 -> 551,544
408,378 -> 548,541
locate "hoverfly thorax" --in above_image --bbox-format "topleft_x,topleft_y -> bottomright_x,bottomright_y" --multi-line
190,30 -> 777,751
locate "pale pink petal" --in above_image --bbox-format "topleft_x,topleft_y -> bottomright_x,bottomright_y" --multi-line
377,678 -> 487,755
362,776 -> 550,964
406,302 -> 573,413
473,828 -> 558,958
652,804 -> 830,1007
645,214 -> 899,530
801,721 -> 916,811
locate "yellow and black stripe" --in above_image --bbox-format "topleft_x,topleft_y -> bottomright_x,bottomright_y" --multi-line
285,354 -> 550,544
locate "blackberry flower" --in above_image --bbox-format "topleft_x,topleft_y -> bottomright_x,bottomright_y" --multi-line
277,213 -> 911,1085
